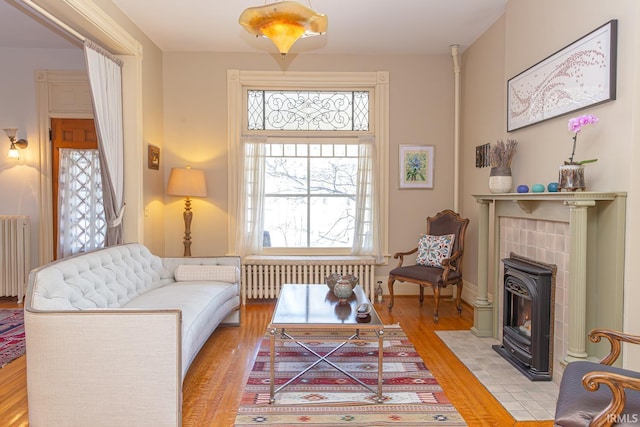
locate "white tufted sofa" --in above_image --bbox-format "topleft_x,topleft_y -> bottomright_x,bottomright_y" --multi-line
24,243 -> 241,427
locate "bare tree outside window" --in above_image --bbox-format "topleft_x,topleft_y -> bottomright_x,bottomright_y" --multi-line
263,143 -> 358,248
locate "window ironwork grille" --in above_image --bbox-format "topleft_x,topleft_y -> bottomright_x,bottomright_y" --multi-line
58,149 -> 106,255
247,90 -> 369,131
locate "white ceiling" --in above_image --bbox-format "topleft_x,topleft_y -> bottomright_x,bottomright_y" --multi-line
1,0 -> 507,55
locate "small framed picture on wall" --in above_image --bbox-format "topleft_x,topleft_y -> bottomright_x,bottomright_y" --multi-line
148,144 -> 160,170
399,145 -> 434,189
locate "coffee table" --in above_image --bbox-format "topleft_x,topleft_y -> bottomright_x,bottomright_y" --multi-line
268,283 -> 384,404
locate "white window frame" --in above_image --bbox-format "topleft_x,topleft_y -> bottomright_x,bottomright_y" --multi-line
227,70 -> 389,256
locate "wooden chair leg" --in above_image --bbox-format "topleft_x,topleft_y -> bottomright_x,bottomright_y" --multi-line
433,285 -> 441,323
419,285 -> 425,304
455,282 -> 463,314
387,276 -> 396,311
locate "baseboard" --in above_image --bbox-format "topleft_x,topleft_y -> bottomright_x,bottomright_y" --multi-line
461,279 -> 477,305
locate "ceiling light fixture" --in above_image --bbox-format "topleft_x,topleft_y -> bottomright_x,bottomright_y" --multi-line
239,1 -> 328,58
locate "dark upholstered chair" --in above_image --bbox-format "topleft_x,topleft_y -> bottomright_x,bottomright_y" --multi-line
387,209 -> 469,323
555,329 -> 640,427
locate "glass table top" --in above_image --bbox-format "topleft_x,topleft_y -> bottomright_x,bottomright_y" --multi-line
270,283 -> 382,328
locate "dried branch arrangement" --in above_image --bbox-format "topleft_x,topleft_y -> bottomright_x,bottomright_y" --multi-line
489,139 -> 518,168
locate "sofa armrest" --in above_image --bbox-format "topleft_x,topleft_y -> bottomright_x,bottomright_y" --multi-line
582,370 -> 640,427
25,308 -> 182,427
589,328 -> 640,365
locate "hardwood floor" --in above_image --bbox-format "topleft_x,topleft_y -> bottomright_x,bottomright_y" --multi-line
0,296 -> 553,426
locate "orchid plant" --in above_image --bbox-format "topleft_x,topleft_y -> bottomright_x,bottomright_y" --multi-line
566,113 -> 598,165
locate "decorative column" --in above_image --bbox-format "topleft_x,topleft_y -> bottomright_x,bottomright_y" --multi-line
563,200 -> 595,363
472,199 -> 493,337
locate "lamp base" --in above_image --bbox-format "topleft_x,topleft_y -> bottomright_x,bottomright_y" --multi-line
183,198 -> 193,257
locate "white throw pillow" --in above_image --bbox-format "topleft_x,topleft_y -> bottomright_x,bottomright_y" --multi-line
416,234 -> 455,267
174,264 -> 239,283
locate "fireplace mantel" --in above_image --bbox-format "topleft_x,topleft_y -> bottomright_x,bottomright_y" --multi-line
471,191 -> 626,368
474,192 -> 624,214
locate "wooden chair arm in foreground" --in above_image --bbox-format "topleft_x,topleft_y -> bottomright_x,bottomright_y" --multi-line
554,329 -> 640,427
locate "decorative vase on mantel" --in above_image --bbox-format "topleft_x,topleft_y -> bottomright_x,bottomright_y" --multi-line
489,166 -> 513,194
558,163 -> 586,191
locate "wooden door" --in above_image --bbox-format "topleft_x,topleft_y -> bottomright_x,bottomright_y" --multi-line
51,118 -> 98,259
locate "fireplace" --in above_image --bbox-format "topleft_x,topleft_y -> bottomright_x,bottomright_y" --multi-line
473,193 -> 626,384
493,253 -> 555,381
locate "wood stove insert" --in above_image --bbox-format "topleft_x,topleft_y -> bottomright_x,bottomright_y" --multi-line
493,253 -> 556,381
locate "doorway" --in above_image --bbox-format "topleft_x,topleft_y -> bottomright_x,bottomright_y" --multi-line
51,118 -> 105,259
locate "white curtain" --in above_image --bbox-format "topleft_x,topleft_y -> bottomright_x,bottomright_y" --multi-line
58,149 -> 106,258
351,135 -> 384,262
235,136 -> 267,256
84,39 -> 125,246
236,135 -> 382,260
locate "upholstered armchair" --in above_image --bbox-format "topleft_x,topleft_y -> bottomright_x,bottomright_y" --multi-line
387,209 -> 469,322
555,328 -> 640,427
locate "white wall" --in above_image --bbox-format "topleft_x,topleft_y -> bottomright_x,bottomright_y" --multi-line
0,47 -> 84,269
162,52 -> 458,282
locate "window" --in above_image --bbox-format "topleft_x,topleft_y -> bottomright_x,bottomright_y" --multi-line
263,140 -> 359,248
57,148 -> 106,258
228,71 -> 389,259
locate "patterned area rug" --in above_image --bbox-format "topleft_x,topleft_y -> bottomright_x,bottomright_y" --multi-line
235,325 -> 466,426
0,309 -> 25,367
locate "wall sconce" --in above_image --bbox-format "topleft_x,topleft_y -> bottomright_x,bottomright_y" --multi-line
4,128 -> 28,159
166,165 -> 208,256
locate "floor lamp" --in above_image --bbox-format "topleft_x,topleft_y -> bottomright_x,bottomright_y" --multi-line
166,166 -> 207,256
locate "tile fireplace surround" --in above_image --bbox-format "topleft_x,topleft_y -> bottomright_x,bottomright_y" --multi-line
471,192 -> 626,383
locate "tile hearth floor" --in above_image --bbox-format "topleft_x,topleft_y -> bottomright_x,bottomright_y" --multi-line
436,330 -> 559,422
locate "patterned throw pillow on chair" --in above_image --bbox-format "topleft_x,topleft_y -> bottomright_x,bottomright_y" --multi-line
416,234 -> 456,267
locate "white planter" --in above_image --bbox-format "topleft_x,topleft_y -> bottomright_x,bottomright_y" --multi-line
489,167 -> 513,194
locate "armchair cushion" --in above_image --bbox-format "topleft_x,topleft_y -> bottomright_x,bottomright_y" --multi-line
389,264 -> 461,285
555,361 -> 640,427
416,234 -> 455,267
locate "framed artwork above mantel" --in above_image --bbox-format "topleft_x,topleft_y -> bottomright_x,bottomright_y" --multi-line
507,19 -> 617,132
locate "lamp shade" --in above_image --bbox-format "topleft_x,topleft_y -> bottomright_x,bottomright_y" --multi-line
8,147 -> 20,159
4,128 -> 18,139
239,1 -> 328,56
166,167 -> 207,197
